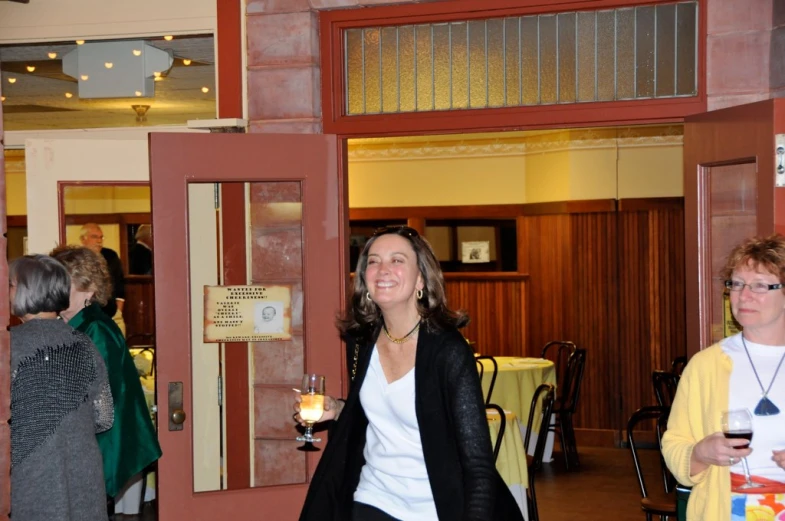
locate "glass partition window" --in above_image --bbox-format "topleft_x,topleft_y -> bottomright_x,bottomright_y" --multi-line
344,1 -> 697,115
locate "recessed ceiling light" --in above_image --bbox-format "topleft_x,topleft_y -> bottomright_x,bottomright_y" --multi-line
183,59 -> 192,66
26,65 -> 36,72
76,40 -> 85,45
133,49 -> 142,57
65,92 -> 73,98
104,62 -> 113,69
8,78 -> 16,84
164,35 -> 173,41
135,91 -> 142,97
201,86 -> 209,93
153,71 -> 161,78
48,52 -> 57,59
80,75 -> 89,81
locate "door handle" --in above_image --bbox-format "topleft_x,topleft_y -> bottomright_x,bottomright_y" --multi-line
168,381 -> 185,431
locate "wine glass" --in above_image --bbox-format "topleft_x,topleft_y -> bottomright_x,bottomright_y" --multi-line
296,374 -> 325,452
721,408 -> 764,489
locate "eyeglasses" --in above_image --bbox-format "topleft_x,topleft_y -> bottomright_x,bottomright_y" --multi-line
372,225 -> 419,238
725,280 -> 784,293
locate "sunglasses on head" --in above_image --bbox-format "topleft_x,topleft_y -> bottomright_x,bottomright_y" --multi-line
372,225 -> 419,238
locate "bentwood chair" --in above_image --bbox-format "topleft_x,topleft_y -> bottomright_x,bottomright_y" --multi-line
523,384 -> 556,521
549,348 -> 586,470
475,355 -> 498,406
652,370 -> 679,408
627,405 -> 677,521
671,356 -> 687,377
540,340 -> 577,397
485,403 -> 506,462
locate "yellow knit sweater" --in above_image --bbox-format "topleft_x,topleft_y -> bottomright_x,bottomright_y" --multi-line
662,343 -> 732,521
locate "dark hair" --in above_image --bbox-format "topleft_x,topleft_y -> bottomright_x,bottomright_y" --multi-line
338,226 -> 468,339
49,245 -> 112,306
721,234 -> 785,284
9,255 -> 71,317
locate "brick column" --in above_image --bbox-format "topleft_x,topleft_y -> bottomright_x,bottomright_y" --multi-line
706,0 -> 785,110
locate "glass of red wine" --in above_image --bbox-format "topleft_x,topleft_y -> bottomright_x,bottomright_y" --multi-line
721,408 -> 764,489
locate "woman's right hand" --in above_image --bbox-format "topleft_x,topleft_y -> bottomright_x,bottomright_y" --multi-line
292,393 -> 344,426
691,431 -> 753,475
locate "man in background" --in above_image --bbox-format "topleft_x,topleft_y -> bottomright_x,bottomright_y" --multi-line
80,223 -> 126,335
129,224 -> 153,275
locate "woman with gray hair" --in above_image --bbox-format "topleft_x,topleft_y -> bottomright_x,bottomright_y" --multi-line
9,254 -> 113,521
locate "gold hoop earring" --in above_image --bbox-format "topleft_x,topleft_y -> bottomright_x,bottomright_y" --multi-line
416,289 -> 423,300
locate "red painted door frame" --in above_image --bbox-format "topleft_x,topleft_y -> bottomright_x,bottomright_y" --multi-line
319,0 -> 707,137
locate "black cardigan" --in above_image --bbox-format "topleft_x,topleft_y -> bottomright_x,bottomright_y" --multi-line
299,324 -> 524,521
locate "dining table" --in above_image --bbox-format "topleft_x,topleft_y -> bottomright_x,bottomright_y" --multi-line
478,356 -> 557,460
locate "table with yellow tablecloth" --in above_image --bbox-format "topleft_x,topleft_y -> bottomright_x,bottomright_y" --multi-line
479,356 -> 557,460
488,409 -> 529,520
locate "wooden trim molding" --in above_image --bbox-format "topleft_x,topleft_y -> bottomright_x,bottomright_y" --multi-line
6,216 -> 26,227
63,213 -> 151,225
617,197 -> 684,212
522,199 -> 617,215
350,205 -> 526,220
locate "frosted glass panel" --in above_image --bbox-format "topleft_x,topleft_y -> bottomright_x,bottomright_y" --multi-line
656,4 -> 677,97
469,20 -> 487,108
558,12 -> 577,103
399,26 -> 416,112
451,22 -> 469,109
344,1 -> 698,115
635,6 -> 656,98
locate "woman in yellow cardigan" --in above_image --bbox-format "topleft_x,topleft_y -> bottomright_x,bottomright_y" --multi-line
663,234 -> 785,521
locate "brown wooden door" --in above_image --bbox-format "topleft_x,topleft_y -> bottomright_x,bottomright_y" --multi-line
149,133 -> 347,520
685,99 -> 785,355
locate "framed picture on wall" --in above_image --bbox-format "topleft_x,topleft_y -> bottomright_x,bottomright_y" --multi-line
461,241 -> 490,263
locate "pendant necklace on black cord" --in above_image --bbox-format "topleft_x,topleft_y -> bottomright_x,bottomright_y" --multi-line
741,335 -> 785,416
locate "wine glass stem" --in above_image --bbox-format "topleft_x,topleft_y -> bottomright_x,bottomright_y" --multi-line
741,457 -> 753,484
304,423 -> 314,440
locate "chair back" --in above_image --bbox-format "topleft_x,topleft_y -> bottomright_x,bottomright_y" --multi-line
652,370 -> 679,407
627,405 -> 672,499
671,355 -> 688,377
560,348 -> 586,413
541,341 -> 576,399
524,384 -> 555,521
525,383 -> 556,470
485,403 -> 506,462
475,355 -> 498,406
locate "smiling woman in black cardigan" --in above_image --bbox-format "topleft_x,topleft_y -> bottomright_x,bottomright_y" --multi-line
295,226 -> 522,521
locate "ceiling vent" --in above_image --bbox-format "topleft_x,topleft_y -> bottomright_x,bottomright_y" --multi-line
62,40 -> 173,99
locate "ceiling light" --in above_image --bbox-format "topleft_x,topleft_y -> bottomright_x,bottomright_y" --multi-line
48,52 -> 57,59
65,92 -> 73,98
164,35 -> 173,41
76,40 -> 85,45
135,91 -> 142,97
154,76 -> 163,82
7,78 -> 16,84
26,65 -> 36,72
1,96 -> 5,102
80,75 -> 89,81
153,71 -> 161,78
201,86 -> 209,93
133,49 -> 142,57
104,62 -> 113,69
182,59 -> 192,66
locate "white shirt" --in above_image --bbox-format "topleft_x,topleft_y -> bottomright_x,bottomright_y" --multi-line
353,346 -> 438,520
723,334 -> 785,482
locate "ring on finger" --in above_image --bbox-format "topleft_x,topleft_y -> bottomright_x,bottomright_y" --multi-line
292,412 -> 299,422
729,456 -> 736,466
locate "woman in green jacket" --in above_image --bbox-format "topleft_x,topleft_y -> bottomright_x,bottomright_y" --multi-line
52,245 -> 162,515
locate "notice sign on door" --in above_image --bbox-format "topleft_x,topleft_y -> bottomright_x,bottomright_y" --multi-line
203,285 -> 292,342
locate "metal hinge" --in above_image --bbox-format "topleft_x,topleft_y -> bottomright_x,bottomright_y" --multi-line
214,183 -> 220,209
217,375 -> 223,407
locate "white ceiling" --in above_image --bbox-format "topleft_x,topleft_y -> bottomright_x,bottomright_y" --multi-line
0,35 -> 216,130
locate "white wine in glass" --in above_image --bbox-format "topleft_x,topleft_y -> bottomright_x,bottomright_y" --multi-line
721,408 -> 764,489
297,374 -> 325,451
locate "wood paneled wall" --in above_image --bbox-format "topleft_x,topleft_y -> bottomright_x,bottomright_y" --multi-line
124,275 -> 155,344
444,275 -> 528,357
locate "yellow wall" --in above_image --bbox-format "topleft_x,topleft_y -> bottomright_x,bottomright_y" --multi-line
63,185 -> 151,214
524,149 -> 571,203
65,223 -> 122,256
7,172 -> 26,216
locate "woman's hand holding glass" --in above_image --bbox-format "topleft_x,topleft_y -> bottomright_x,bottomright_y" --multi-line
293,394 -> 344,425
691,431 -> 752,474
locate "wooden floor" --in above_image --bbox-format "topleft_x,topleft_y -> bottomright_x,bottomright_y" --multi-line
122,446 -> 660,521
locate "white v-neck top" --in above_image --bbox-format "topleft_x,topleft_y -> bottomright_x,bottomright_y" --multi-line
353,346 -> 438,520
723,334 -> 785,482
